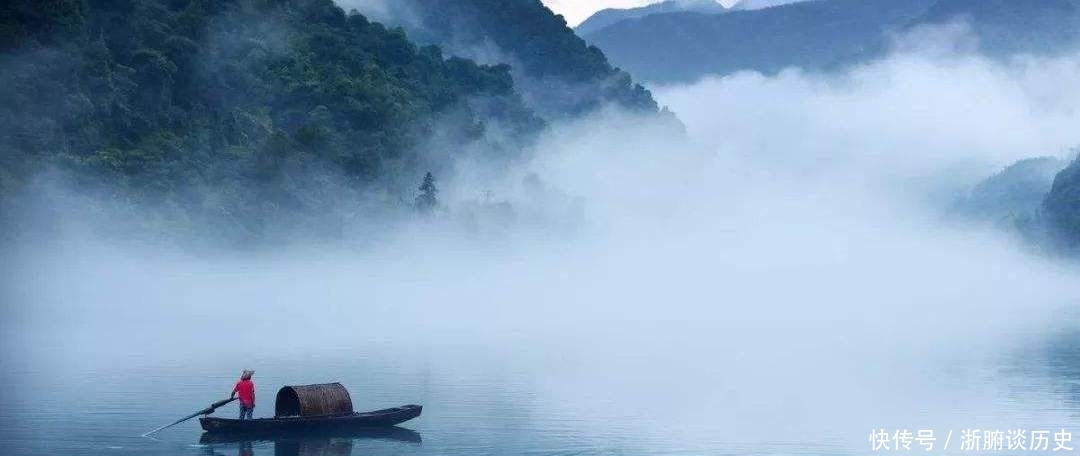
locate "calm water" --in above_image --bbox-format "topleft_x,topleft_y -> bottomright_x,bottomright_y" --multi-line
4,322 -> 1080,456
4,238 -> 1080,456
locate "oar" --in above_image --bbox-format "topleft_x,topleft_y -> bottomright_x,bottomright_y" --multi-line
142,397 -> 238,437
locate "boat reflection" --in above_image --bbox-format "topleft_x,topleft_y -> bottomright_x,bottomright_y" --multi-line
272,438 -> 353,456
200,427 -> 422,456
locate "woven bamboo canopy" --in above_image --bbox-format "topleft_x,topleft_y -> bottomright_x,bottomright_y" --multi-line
274,383 -> 354,418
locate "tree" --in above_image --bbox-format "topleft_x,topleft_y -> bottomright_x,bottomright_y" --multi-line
415,172 -> 438,213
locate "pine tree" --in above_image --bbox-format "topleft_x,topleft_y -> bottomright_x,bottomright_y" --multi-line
415,172 -> 438,213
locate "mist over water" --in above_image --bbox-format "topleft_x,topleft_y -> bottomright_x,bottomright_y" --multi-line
5,25 -> 1080,456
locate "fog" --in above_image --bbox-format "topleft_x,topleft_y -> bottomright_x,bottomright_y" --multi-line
5,24 -> 1080,453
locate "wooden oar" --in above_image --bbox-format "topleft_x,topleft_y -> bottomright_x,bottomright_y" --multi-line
142,397 -> 238,437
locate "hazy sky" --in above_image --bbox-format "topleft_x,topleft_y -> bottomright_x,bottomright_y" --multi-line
542,0 -> 736,26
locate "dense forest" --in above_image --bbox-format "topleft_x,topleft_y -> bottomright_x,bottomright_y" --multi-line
364,0 -> 660,120
0,0 -> 660,243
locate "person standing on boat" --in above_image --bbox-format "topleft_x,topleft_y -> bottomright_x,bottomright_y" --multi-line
231,370 -> 256,420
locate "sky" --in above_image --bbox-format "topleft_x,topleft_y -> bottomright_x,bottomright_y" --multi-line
542,0 -> 735,26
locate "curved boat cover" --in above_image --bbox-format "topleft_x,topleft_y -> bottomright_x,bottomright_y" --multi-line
275,383 -> 354,418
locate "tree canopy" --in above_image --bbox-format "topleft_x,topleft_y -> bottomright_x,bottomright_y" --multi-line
0,0 -> 543,240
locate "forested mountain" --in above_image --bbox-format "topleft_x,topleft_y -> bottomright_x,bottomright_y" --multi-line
575,0 -> 728,37
357,0 -> 660,120
953,157 -> 1065,226
582,0 -> 1080,84
1044,156 -> 1080,251
0,0 -> 562,241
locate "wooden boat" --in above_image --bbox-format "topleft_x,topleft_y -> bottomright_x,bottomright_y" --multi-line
199,383 -> 421,435
198,424 -> 422,444
199,404 -> 422,433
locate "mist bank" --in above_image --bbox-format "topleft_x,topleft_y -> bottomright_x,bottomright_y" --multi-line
7,20 -> 1080,257
6,27 -> 1080,453
10,26 -> 1080,332
6,82 -> 1080,454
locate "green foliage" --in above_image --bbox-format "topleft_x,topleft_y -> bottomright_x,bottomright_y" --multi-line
0,0 -> 543,240
396,0 -> 659,118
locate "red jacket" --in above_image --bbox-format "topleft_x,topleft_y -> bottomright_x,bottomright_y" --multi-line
233,379 -> 255,407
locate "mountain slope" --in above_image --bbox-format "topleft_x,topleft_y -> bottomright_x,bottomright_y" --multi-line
583,0 -> 1080,84
369,0 -> 660,120
953,157 -> 1066,225
1044,154 -> 1080,250
912,0 -> 1080,56
0,0 -> 543,240
584,0 -> 936,83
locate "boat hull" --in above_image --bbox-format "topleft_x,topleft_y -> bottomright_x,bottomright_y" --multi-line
199,405 -> 422,434
198,425 -> 422,445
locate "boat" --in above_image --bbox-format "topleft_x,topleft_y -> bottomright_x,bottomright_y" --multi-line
199,404 -> 422,433
198,424 -> 423,444
198,383 -> 422,435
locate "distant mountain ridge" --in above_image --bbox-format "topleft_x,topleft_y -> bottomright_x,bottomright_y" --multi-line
914,0 -> 1080,57
583,0 -> 937,83
575,0 -> 728,36
582,0 -> 1080,84
574,0 -> 812,37
730,0 -> 814,11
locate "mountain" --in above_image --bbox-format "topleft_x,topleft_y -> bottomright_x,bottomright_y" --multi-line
582,0 -> 1080,84
360,0 -> 661,120
572,0 -> 812,37
583,0 -> 936,83
730,0 -> 813,11
0,0 -> 548,241
575,0 -> 728,37
953,157 -> 1066,226
1043,153 -> 1080,251
913,0 -> 1080,57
